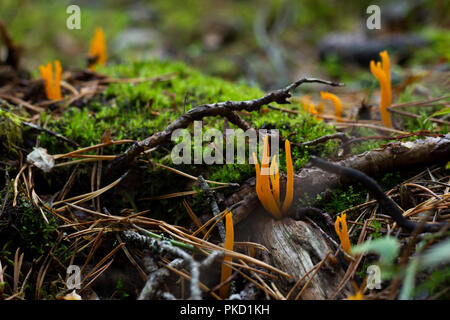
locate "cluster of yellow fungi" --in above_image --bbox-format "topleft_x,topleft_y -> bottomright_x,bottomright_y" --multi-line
39,28 -> 106,100
219,210 -> 234,298
299,50 -> 393,128
39,60 -> 62,101
253,135 -> 293,219
300,92 -> 343,122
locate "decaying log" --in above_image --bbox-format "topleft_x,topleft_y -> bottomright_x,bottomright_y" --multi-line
237,214 -> 351,299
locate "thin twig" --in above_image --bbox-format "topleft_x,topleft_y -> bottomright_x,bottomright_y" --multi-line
107,77 -> 343,179
22,121 -> 79,147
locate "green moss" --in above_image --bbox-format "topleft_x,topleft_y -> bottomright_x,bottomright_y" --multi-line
208,164 -> 254,185
416,266 -> 450,299
0,107 -> 25,153
322,185 -> 366,215
0,195 -> 70,300
114,278 -> 131,300
380,171 -> 403,189
41,59 -> 336,176
13,197 -> 62,257
40,59 -> 264,152
370,219 -> 383,239
412,27 -> 450,64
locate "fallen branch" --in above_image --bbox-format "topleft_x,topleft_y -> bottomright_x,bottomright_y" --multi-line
22,121 -> 79,147
388,95 -> 450,109
198,175 -> 226,242
309,156 -> 448,232
387,107 -> 450,126
344,130 -> 442,147
123,229 -> 224,300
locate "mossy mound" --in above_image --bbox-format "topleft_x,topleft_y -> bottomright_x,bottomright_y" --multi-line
0,60 -> 340,299
36,59 -> 337,212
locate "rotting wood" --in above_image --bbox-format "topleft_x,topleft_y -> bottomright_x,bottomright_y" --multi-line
237,214 -> 351,299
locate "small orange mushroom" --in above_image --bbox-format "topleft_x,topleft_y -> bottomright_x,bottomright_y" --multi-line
252,136 -> 293,218
335,213 -> 351,254
39,60 -> 62,100
370,50 -> 393,128
219,210 -> 234,298
347,281 -> 366,300
320,91 -> 343,122
89,27 -> 107,70
281,139 -> 293,213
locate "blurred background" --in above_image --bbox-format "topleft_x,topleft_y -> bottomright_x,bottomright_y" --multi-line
1,0 -> 449,90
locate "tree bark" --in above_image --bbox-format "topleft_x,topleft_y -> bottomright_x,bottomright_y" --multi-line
237,214 -> 351,299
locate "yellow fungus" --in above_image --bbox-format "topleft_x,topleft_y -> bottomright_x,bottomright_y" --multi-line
270,155 -> 280,207
300,95 -> 311,111
320,91 -> 343,122
298,94 -> 321,120
370,50 -> 393,128
347,292 -> 364,300
335,213 -> 351,254
253,136 -> 293,218
220,210 -> 234,298
39,60 -> 62,100
89,27 -> 107,70
281,139 -> 293,213
347,281 -> 365,300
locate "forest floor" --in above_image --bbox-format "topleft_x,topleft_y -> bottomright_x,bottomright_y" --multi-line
0,1 -> 449,301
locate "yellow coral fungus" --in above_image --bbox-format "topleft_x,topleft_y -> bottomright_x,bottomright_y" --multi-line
252,136 -> 293,218
39,60 -> 62,100
320,91 -> 343,122
347,281 -> 365,300
270,155 -> 280,207
335,213 -> 351,254
370,50 -> 392,128
89,27 -> 107,70
281,139 -> 293,213
219,210 -> 234,298
307,102 -> 319,118
347,291 -> 364,300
